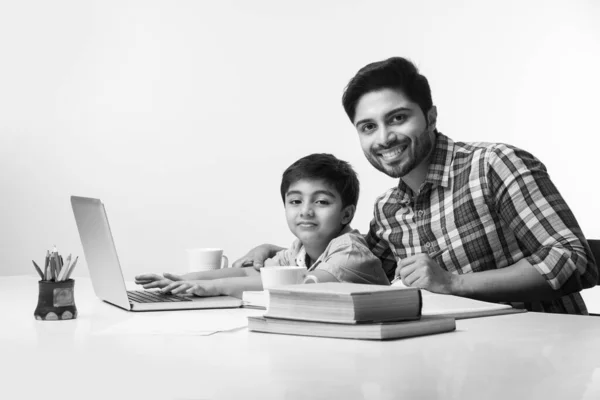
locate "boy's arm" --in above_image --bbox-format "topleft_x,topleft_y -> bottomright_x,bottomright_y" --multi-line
162,271 -> 263,299
135,267 -> 254,290
215,275 -> 263,298
305,269 -> 338,283
313,234 -> 390,285
183,268 -> 255,280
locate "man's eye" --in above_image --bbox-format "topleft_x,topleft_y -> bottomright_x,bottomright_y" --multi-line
360,123 -> 376,133
390,114 -> 406,124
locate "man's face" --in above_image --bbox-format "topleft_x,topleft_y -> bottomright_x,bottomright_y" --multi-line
353,88 -> 435,178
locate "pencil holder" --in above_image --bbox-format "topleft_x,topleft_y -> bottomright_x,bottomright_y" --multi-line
34,279 -> 77,321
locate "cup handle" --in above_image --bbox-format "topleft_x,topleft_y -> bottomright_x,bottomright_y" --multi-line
303,274 -> 318,284
221,255 -> 229,269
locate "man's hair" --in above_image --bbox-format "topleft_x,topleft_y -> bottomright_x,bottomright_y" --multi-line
280,153 -> 360,209
342,57 -> 434,122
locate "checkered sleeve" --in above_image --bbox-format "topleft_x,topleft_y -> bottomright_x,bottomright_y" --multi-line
366,207 -> 399,281
484,144 -> 599,291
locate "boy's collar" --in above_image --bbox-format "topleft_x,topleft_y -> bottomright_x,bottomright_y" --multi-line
296,225 -> 354,268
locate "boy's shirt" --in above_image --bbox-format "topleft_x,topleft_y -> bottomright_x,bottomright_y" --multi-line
264,226 -> 390,285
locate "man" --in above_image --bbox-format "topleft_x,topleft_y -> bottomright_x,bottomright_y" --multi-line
235,57 -> 598,314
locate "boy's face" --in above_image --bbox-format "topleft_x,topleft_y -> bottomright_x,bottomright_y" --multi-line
353,88 -> 436,178
284,179 -> 352,248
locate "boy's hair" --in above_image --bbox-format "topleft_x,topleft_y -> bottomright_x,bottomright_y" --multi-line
280,153 -> 360,209
341,57 -> 434,123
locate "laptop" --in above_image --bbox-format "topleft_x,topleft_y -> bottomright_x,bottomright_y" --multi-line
70,196 -> 242,311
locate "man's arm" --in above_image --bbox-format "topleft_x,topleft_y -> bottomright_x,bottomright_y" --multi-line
397,145 -> 598,301
452,258 -> 572,302
231,244 -> 285,270
398,256 -> 566,302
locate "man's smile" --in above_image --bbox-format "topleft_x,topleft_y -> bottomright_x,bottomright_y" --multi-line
378,143 -> 408,162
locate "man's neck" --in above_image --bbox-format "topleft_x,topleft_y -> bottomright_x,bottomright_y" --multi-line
401,133 -> 437,193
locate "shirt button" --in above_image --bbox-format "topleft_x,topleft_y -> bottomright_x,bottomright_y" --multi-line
418,210 -> 424,217
425,242 -> 431,248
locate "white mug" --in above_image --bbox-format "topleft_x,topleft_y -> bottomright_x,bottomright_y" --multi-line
260,266 -> 318,290
186,248 -> 228,272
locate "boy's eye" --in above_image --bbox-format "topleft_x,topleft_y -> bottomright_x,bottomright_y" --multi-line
288,199 -> 302,205
315,199 -> 331,205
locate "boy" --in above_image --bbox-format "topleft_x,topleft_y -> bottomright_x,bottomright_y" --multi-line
135,153 -> 389,298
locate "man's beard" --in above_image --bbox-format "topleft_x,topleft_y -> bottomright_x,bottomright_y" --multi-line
365,130 -> 434,178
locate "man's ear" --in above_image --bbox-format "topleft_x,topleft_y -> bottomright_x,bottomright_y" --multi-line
427,105 -> 438,131
341,205 -> 356,225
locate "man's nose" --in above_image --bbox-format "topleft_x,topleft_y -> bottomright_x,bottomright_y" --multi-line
377,124 -> 396,147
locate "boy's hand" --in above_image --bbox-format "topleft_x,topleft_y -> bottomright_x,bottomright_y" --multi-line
232,244 -> 283,270
134,273 -> 183,289
161,280 -> 220,297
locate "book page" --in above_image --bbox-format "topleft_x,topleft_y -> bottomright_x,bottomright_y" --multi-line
420,290 -> 514,319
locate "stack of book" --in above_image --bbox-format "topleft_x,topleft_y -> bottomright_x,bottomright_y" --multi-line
247,282 -> 456,340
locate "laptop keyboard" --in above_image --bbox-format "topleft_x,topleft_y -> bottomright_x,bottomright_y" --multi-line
127,290 -> 192,303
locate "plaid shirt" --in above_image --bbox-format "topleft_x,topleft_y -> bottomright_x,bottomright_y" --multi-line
366,132 -> 598,314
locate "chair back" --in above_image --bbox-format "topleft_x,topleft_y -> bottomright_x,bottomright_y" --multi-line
587,239 -> 600,286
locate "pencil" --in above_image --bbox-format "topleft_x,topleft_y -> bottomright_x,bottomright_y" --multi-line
44,250 -> 50,280
58,254 -> 72,281
32,260 -> 44,280
64,256 -> 79,280
391,248 -> 446,285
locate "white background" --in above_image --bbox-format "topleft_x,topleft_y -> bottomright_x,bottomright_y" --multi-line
1,0 -> 599,306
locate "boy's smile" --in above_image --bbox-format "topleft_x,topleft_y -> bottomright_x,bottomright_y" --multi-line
284,178 -> 353,253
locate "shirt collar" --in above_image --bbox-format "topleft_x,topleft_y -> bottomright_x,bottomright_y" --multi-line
295,225 -> 354,269
424,131 -> 454,188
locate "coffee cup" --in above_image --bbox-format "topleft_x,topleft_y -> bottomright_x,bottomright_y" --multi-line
186,248 -> 228,272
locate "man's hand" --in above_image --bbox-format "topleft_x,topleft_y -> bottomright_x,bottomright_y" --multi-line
134,272 -> 183,289
160,280 -> 220,297
395,254 -> 456,294
232,244 -> 283,270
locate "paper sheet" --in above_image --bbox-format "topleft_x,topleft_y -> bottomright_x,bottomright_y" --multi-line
95,308 -> 264,336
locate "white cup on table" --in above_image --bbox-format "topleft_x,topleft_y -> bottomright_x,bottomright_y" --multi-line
186,248 -> 228,272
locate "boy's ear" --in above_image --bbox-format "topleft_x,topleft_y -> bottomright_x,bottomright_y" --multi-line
341,205 -> 356,225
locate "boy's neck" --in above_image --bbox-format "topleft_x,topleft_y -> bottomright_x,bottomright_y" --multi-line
302,226 -> 350,266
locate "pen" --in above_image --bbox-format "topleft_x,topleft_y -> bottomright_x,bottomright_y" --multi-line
32,260 -> 44,280
391,248 -> 446,285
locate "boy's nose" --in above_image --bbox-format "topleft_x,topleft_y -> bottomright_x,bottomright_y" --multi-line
300,207 -> 315,217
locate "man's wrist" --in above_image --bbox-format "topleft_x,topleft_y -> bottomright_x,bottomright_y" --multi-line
449,273 -> 466,296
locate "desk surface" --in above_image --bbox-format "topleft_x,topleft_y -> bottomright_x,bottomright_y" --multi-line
3,276 -> 600,400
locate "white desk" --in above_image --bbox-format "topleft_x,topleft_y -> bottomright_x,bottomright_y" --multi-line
3,276 -> 600,400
